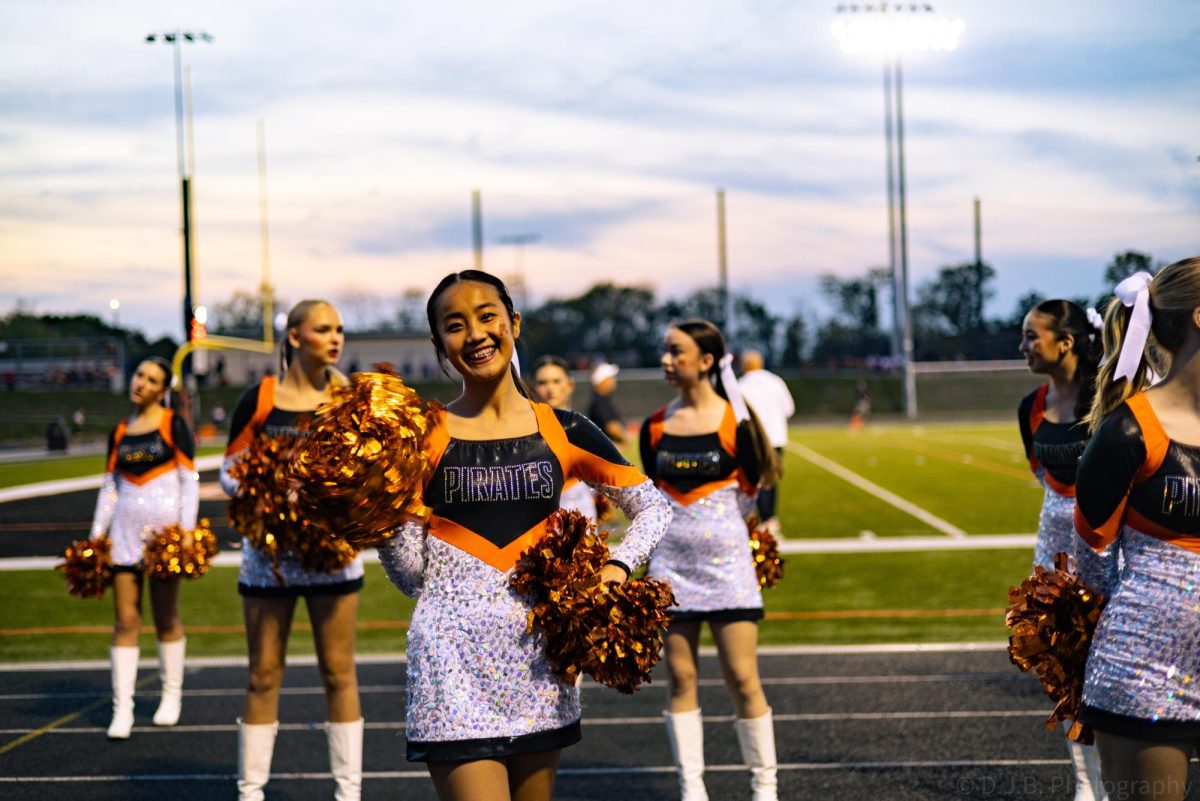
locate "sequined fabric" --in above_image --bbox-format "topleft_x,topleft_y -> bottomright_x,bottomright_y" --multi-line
91,467 -> 199,566
647,485 -> 762,615
378,478 -> 668,748
1080,527 -> 1200,722
560,480 -> 597,522
1033,476 -> 1076,570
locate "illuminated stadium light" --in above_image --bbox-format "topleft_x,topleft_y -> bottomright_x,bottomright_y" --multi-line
192,304 -> 208,325
830,14 -> 964,54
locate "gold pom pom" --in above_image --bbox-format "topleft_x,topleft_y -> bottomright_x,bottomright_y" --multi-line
1005,551 -> 1105,744
511,510 -> 676,694
291,366 -> 433,550
748,520 -> 785,590
227,433 -> 357,577
143,519 -> 220,580
57,536 -> 113,599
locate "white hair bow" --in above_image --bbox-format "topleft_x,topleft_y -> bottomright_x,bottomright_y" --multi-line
1086,307 -> 1103,332
1112,271 -> 1154,383
718,354 -> 751,423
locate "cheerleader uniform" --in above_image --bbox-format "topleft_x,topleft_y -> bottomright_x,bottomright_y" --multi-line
378,402 -> 670,761
220,375 -> 364,595
640,403 -> 762,622
89,408 -> 198,737
91,409 -> 199,566
1018,385 -> 1090,569
1075,392 -> 1200,739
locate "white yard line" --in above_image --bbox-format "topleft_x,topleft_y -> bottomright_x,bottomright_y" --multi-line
786,442 -> 967,538
0,454 -> 225,504
0,760 -> 1085,783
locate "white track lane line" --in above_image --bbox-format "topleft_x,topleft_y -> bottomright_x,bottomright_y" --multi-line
0,710 -> 1049,736
786,442 -> 967,539
1,760 -> 1091,782
0,642 -> 1007,672
0,672 -> 1023,702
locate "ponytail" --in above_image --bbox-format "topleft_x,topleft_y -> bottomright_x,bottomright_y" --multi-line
674,319 -> 781,489
1085,300 -> 1148,431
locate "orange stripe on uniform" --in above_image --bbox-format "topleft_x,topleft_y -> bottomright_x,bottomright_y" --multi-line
117,460 -> 182,487
1125,508 -> 1200,557
107,420 -> 128,474
428,515 -> 549,572
225,376 -> 277,457
1126,393 -> 1169,482
1027,384 -> 1048,474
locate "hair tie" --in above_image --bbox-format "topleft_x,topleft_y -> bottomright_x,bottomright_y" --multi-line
1112,271 -> 1154,383
718,354 -> 751,423
1085,307 -> 1103,332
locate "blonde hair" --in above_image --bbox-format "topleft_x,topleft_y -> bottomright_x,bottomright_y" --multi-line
1087,257 -> 1200,430
279,299 -> 348,385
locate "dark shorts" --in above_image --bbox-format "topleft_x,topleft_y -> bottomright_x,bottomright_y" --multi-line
1081,704 -> 1200,742
407,719 -> 582,763
670,607 -> 764,624
238,577 -> 364,598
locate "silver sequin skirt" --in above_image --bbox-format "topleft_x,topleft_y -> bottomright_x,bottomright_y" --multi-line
647,486 -> 763,622
109,475 -> 189,566
1081,527 -> 1200,738
404,538 -> 581,760
1033,481 -> 1075,571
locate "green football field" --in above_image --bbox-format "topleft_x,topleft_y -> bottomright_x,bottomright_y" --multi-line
0,420 -> 1043,661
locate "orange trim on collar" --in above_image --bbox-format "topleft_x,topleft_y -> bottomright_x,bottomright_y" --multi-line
225,376 -> 278,457
1125,393 -> 1169,482
107,420 -> 128,474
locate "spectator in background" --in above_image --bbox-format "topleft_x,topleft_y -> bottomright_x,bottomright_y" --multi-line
586,362 -> 628,444
738,350 -> 795,537
71,407 -> 87,434
211,403 -> 227,429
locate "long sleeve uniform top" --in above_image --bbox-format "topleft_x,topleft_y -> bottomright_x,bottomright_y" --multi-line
90,409 -> 199,566
378,402 -> 670,758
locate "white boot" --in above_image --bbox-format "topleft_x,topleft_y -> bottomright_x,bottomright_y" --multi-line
326,718 -> 364,801
664,708 -> 708,801
238,718 -> 279,801
153,637 -> 185,726
106,646 -> 139,739
1067,739 -> 1108,801
735,709 -> 779,801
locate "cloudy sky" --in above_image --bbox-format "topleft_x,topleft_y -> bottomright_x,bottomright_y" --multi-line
2,0 -> 1197,340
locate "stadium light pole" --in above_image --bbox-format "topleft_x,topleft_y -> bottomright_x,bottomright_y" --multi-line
108,298 -> 121,329
498,233 -> 540,310
831,5 -> 963,419
145,29 -> 213,365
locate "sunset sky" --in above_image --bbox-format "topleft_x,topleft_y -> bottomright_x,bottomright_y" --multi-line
2,0 -> 1197,341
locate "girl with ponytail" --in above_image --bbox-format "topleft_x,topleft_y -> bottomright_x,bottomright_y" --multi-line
377,270 -> 670,801
1072,257 -> 1200,798
221,300 -> 364,801
640,319 -> 780,801
1015,300 -> 1105,800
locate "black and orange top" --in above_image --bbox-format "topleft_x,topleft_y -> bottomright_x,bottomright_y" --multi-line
1075,392 -> 1200,555
1018,384 -> 1089,497
106,409 -> 195,485
639,403 -> 759,506
224,376 -> 310,459
421,402 -> 647,572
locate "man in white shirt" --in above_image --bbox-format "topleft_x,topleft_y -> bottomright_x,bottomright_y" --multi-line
738,350 -> 795,537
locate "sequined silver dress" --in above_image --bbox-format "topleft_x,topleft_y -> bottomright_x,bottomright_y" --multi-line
378,404 -> 670,761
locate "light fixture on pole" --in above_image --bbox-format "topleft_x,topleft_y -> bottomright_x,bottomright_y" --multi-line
831,4 -> 963,419
145,29 -> 213,367
108,298 -> 121,328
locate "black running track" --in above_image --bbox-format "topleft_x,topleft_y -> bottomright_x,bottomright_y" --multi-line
7,648 -> 1195,801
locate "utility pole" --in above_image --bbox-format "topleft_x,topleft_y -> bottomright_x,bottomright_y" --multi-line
471,189 -> 484,270
258,120 -> 273,347
716,188 -> 733,337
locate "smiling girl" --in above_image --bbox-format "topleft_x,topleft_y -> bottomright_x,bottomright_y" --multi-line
640,319 -> 780,801
89,357 -> 198,739
221,300 -> 364,801
1016,299 -> 1104,801
377,270 -> 670,801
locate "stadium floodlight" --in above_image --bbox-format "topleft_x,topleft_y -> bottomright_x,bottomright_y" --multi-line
193,305 -> 208,326
830,15 -> 964,54
145,28 -> 213,380
109,298 -> 121,312
831,4 -> 962,419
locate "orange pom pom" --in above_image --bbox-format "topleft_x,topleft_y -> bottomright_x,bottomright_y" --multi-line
144,519 -> 219,580
292,367 -> 433,550
57,536 -> 113,599
511,510 -> 675,694
748,522 -> 785,590
1006,552 -> 1105,744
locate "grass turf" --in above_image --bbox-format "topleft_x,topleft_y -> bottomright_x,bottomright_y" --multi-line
0,548 -> 1032,662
